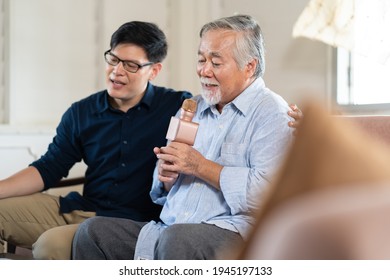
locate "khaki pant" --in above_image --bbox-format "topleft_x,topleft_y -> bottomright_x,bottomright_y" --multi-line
0,193 -> 95,259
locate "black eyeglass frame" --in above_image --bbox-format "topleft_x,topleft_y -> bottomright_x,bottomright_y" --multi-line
104,50 -> 154,73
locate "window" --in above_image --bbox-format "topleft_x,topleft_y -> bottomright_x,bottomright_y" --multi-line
336,0 -> 390,113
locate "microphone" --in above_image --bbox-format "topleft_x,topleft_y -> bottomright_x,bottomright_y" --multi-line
166,99 -> 199,145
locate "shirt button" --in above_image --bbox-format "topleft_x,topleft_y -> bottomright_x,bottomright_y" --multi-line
123,140 -> 128,144
219,125 -> 224,129
137,107 -> 141,111
121,163 -> 126,167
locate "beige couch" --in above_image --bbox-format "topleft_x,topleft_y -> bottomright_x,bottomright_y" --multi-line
338,115 -> 390,145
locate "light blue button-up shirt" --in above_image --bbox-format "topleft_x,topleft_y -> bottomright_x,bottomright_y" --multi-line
134,77 -> 294,259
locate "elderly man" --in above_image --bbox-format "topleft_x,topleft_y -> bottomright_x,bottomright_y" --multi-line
72,14 -> 296,260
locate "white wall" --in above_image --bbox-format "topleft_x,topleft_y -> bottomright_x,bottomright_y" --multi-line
0,0 -> 7,123
7,0 -> 171,126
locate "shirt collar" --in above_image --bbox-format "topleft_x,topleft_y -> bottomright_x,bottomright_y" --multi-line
97,82 -> 155,114
140,82 -> 155,109
198,77 -> 266,117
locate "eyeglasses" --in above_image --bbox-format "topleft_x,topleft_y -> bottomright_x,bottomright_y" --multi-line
104,50 -> 154,73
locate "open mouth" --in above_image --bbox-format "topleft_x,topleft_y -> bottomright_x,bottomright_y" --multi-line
202,81 -> 219,89
200,78 -> 218,88
111,79 -> 125,85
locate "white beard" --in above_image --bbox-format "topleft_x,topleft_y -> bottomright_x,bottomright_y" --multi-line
200,88 -> 221,105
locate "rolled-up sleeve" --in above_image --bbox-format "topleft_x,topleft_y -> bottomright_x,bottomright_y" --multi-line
30,106 -> 82,189
150,164 -> 169,205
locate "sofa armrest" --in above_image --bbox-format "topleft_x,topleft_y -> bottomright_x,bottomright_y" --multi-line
45,176 -> 85,196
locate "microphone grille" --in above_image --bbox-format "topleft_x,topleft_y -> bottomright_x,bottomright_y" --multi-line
182,99 -> 197,113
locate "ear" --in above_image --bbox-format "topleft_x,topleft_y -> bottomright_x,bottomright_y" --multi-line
245,58 -> 257,78
149,63 -> 163,81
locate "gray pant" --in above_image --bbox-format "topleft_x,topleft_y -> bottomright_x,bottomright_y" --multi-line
72,216 -> 243,260
72,216 -> 147,259
155,223 -> 243,260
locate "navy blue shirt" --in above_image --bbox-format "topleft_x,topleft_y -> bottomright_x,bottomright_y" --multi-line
31,83 -> 192,221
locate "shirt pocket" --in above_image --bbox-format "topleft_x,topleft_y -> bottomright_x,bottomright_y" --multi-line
219,142 -> 247,166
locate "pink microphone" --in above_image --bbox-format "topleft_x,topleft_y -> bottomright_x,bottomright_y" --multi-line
166,99 -> 199,145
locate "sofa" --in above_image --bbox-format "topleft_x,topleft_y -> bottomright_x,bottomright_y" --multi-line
337,115 -> 390,146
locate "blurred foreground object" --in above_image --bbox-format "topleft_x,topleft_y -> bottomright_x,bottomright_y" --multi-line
238,100 -> 390,259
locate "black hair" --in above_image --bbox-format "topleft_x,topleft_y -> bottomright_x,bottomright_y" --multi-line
110,21 -> 168,63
